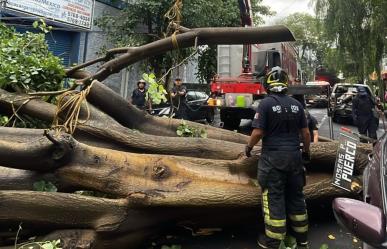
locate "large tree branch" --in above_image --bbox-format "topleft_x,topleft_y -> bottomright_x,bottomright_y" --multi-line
0,132 -> 74,171
86,81 -> 249,144
66,48 -> 136,78
0,134 -> 364,205
0,191 -> 128,231
0,88 -> 250,159
82,25 -> 294,82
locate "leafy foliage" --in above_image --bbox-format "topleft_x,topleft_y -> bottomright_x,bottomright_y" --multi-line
196,45 -> 217,84
176,120 -> 207,138
277,13 -> 330,81
143,73 -> 168,104
0,115 -> 9,126
0,21 -> 65,92
33,18 -> 53,34
313,0 -> 387,82
18,239 -> 62,249
95,0 -> 272,83
33,180 -> 58,192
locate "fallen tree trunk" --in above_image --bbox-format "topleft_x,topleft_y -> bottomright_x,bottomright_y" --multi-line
0,133 -> 365,202
0,23 -> 370,249
0,124 -> 368,248
86,81 -> 249,144
0,89 -> 248,159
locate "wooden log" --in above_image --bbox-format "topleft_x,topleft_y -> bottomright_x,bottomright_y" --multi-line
86,81 -> 249,144
0,135 -> 363,205
0,89 -> 248,159
0,167 -> 58,191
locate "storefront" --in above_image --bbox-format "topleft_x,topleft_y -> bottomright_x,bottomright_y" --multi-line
0,0 -> 95,66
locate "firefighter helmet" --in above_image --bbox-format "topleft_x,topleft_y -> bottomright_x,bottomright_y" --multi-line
264,66 -> 289,93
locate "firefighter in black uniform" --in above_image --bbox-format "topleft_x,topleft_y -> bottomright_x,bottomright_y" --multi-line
352,86 -> 378,142
245,67 -> 311,249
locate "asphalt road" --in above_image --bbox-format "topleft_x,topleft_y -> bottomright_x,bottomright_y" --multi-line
309,107 -> 386,139
147,107 -> 383,249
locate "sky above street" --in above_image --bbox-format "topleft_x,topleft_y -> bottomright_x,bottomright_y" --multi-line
261,0 -> 315,24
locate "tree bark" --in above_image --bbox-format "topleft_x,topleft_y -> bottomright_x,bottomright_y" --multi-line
0,130 -> 366,248
0,134 -> 367,201
86,81 -> 249,143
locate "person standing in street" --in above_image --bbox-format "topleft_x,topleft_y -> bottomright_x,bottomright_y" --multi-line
131,79 -> 148,110
245,67 -> 311,249
171,77 -> 188,119
352,86 -> 378,142
306,109 -> 319,143
292,95 -> 319,143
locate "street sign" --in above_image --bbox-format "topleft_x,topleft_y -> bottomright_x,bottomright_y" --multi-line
332,131 -> 359,192
4,0 -> 95,30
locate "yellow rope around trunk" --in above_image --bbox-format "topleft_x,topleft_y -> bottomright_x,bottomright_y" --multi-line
52,80 -> 95,135
165,0 -> 183,48
164,0 -> 183,29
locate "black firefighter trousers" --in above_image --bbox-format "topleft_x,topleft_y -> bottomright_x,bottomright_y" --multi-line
356,116 -> 377,142
258,150 -> 308,246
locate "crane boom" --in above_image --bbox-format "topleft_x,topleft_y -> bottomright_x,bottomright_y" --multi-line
238,0 -> 253,73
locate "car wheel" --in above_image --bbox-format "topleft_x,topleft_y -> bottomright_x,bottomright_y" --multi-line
220,110 -> 240,130
223,118 -> 241,130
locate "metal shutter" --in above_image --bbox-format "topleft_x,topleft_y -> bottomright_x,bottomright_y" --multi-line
45,31 -> 73,66
15,27 -> 73,66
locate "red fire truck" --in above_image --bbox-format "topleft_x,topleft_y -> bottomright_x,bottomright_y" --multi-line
210,0 -> 300,129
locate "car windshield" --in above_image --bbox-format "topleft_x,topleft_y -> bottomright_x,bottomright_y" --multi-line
334,85 -> 357,94
334,85 -> 372,96
187,91 -> 208,101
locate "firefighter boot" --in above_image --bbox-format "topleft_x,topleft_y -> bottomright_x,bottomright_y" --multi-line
257,234 -> 281,249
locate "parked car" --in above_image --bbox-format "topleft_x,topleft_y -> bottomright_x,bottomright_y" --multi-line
152,90 -> 215,123
333,132 -> 387,248
330,83 -> 374,124
305,81 -> 329,108
305,94 -> 328,108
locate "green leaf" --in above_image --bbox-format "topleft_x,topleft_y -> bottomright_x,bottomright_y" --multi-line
200,129 -> 207,138
176,130 -> 183,136
32,21 -> 39,28
33,180 -> 57,192
319,244 -> 329,249
45,181 -> 58,192
41,243 -> 54,249
33,180 -> 46,191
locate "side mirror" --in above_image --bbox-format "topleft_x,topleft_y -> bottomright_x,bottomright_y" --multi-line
333,198 -> 386,246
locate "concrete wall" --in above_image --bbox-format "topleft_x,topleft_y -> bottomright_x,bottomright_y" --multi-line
78,1 -> 124,95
